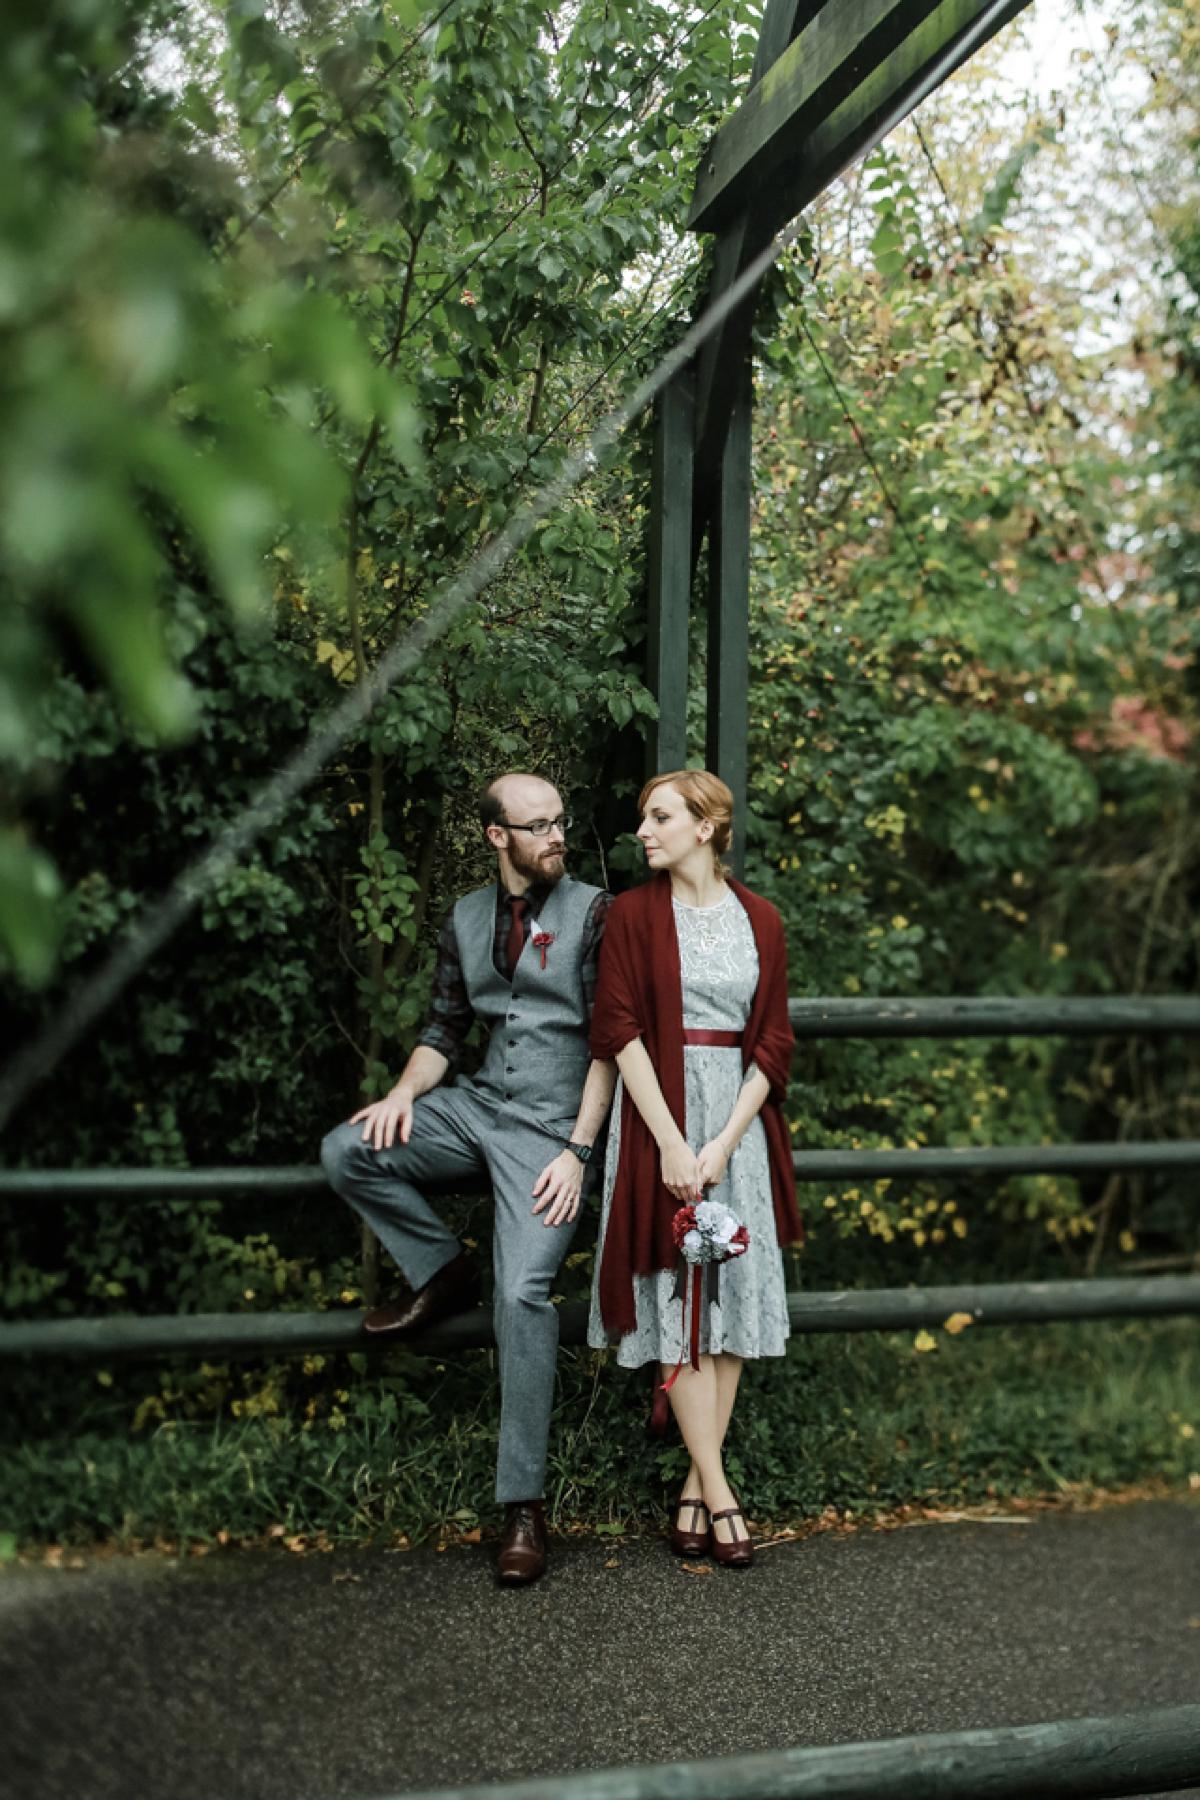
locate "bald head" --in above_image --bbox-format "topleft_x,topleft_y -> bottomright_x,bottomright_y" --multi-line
486,773 -> 561,829
479,771 -> 567,890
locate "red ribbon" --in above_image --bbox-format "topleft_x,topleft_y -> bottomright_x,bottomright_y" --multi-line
660,1259 -> 706,1393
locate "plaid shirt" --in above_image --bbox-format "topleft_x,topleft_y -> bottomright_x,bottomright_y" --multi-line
418,883 -> 613,1066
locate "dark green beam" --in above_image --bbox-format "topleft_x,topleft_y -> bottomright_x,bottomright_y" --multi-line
7,1274 -> 1200,1362
0,1165 -> 329,1200
3,1134 -> 1197,1208
689,0 -> 1032,518
755,0 -> 1033,241
792,1140 -> 1200,1181
644,370 -> 694,775
705,358 -> 753,874
689,0 -> 946,236
788,995 -> 1200,1038
328,1706 -> 1200,1800
750,0 -> 827,83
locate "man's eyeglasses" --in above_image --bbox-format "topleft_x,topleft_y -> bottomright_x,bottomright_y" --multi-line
503,814 -> 573,838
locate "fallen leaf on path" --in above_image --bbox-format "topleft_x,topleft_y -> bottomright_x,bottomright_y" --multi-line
459,1529 -> 482,1543
681,1562 -> 712,1575
605,1558 -> 619,1569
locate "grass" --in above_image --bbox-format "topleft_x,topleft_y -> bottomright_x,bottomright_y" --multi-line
3,1316 -> 1199,1547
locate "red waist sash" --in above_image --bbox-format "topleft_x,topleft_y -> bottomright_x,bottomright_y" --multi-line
682,1029 -> 743,1047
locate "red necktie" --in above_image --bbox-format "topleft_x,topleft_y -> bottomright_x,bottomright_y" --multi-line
506,896 -> 528,977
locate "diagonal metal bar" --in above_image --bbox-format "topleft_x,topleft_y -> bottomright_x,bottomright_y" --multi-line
0,200 -> 822,1141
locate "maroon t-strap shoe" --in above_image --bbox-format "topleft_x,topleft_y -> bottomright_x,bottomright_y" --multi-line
709,1502 -> 754,1567
670,1497 -> 710,1557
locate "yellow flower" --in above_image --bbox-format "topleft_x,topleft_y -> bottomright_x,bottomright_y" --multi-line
944,1312 -> 974,1335
913,1330 -> 937,1353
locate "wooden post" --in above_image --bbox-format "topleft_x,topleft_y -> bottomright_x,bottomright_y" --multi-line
706,357 -> 753,876
645,368 -> 694,776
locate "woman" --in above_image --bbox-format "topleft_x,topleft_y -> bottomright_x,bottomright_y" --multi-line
587,770 -> 801,1566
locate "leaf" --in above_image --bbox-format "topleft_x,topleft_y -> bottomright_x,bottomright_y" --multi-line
0,830 -> 63,986
967,126 -> 1056,243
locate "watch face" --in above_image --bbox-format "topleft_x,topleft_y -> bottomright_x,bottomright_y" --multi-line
570,1142 -> 592,1163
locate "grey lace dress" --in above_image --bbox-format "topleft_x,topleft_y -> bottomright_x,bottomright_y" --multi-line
587,888 -> 791,1367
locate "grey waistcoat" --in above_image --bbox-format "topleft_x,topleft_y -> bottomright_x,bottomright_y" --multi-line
453,875 -> 603,1132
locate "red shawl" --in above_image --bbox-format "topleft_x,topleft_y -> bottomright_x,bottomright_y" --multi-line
591,871 -> 802,1337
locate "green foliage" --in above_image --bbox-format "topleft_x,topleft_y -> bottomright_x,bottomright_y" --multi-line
738,120 -> 1200,1267
5,0 -> 1200,1549
2,1321 -> 1198,1545
0,0 -> 418,978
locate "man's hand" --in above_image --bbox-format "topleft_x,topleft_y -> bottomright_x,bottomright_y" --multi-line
660,1138 -> 702,1204
349,1088 -> 415,1152
695,1137 -> 731,1191
532,1149 -> 585,1227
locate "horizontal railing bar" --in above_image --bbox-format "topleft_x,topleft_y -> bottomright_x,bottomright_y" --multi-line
0,1165 -> 327,1200
6,1274 -> 1200,1362
6,1139 -> 1200,1204
372,1703 -> 1200,1800
788,995 -> 1200,1038
791,1140 -> 1200,1179
788,1273 -> 1200,1333
0,1299 -> 521,1363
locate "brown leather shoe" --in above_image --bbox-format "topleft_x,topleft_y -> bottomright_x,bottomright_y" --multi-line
362,1251 -> 481,1337
497,1501 -> 547,1586
670,1496 -> 710,1557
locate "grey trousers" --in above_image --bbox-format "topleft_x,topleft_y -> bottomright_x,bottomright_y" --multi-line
320,1084 -> 582,1504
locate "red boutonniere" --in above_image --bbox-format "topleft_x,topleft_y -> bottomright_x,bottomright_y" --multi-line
531,930 -> 555,970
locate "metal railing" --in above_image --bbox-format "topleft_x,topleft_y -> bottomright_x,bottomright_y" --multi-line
367,1704 -> 1200,1800
787,994 -> 1200,1038
4,993 -> 1200,1363
5,1271 -> 1200,1363
4,1136 -> 1200,1204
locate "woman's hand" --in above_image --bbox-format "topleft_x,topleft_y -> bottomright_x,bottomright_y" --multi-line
660,1138 -> 702,1203
696,1136 -> 731,1190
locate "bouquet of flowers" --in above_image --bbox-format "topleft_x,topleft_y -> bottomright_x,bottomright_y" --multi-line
674,1198 -> 750,1265
662,1197 -> 750,1391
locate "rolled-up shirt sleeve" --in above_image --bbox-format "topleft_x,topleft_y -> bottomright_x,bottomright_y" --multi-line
580,890 -> 613,1030
417,905 -> 475,1065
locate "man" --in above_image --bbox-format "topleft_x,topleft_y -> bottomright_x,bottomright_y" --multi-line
321,772 -> 615,1586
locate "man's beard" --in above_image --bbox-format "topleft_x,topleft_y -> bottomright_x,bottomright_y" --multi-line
507,834 -> 565,887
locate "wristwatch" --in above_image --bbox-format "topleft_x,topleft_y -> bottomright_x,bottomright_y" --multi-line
566,1141 -> 593,1164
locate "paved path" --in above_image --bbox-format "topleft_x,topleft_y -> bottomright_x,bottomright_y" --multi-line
3,1499 -> 1200,1800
